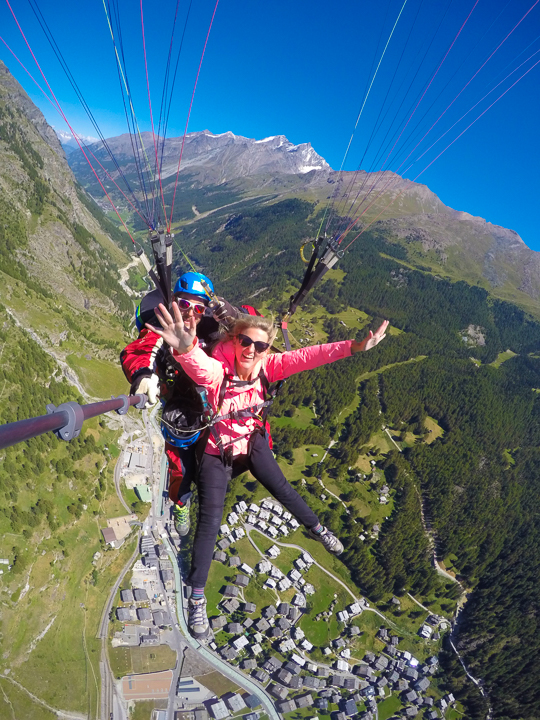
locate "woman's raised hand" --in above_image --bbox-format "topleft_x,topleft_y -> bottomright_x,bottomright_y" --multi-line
351,320 -> 389,354
146,303 -> 197,353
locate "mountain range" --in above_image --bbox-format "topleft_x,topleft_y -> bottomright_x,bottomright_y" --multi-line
66,127 -> 540,318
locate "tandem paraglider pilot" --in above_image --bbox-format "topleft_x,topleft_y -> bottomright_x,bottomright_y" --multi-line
121,271 -> 261,536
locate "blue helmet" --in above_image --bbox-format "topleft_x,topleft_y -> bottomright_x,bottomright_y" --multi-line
173,272 -> 214,301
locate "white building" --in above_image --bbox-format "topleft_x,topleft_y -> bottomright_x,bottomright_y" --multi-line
220,524 -> 231,536
337,610 -> 350,623
289,569 -> 302,582
278,578 -> 292,592
348,602 -> 362,616
268,545 -> 281,558
295,558 -> 307,571
259,509 -> 270,521
292,653 -> 306,667
249,503 -> 260,514
233,635 -> 249,650
288,518 -> 300,530
282,511 -> 292,521
257,520 -> 268,531
241,563 -> 254,575
247,514 -> 257,525
271,515 -> 282,526
336,659 -> 349,672
293,593 -> 306,607
227,512 -> 239,525
257,559 -> 272,574
273,504 -> 283,516
261,499 -> 274,511
280,639 -> 296,653
302,640 -> 314,652
293,627 -> 305,640
304,584 -> 315,595
264,578 -> 277,589
251,643 -> 262,655
279,526 -> 290,536
267,526 -> 278,538
270,566 -> 284,580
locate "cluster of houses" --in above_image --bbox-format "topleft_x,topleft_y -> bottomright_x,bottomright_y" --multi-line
204,499 -> 456,718
208,589 -> 454,719
113,534 -> 174,647
207,691 -> 262,720
216,498 -> 301,542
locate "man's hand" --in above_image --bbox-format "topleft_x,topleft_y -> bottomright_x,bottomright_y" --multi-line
146,303 -> 197,354
135,374 -> 160,407
351,320 -> 389,354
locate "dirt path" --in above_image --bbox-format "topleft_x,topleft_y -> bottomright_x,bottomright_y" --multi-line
0,674 -> 87,720
6,308 -> 90,400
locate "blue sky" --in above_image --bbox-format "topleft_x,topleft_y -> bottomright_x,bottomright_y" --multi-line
1,0 -> 539,250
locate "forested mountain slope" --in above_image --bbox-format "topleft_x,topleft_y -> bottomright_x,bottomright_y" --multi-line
0,61 -> 141,715
172,198 -> 540,719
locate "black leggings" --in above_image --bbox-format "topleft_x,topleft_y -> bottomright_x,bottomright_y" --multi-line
188,432 -> 319,588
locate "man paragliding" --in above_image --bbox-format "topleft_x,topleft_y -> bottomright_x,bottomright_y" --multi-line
121,271 -> 260,536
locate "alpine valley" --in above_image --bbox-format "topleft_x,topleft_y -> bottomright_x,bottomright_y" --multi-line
1,57 -> 540,720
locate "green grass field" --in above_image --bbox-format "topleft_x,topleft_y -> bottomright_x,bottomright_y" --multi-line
109,644 -> 177,678
490,349 -> 517,368
67,353 -> 127,398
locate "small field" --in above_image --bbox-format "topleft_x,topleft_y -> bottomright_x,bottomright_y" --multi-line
377,694 -> 402,720
67,353 -> 127,398
193,670 -> 239,695
109,644 -> 177,678
490,349 -> 517,368
130,699 -> 167,720
424,415 -> 444,444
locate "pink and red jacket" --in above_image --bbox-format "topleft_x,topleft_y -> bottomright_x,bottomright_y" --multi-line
176,338 -> 353,456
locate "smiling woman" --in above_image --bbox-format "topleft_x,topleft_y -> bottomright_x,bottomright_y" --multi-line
148,301 -> 388,640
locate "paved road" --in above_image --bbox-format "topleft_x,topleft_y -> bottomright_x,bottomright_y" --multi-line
162,536 -> 281,720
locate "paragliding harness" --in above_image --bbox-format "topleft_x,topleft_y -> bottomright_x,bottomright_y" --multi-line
194,368 -> 278,467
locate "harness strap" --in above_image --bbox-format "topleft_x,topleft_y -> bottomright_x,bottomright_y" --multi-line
195,368 -> 276,465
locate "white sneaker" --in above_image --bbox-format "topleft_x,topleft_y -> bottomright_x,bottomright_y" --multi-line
187,596 -> 210,640
308,526 -> 344,555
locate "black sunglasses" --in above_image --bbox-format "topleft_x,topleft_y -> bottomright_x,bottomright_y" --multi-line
237,333 -> 270,354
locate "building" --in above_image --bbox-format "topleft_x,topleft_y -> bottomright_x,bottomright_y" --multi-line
222,598 -> 240,614
225,693 -> 246,713
211,616 -> 227,631
137,607 -> 152,622
223,586 -> 239,598
120,589 -> 134,603
233,636 -> 249,651
209,700 -> 229,719
116,607 -> 132,622
244,694 -> 262,709
270,684 -> 289,701
243,602 -> 256,613
213,551 -> 227,563
235,574 -> 249,588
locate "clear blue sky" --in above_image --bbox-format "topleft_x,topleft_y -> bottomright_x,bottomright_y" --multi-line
1,0 -> 539,249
